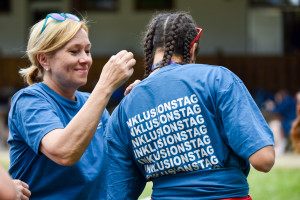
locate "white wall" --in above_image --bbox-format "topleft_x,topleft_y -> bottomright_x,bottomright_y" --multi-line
0,0 -> 282,57
82,0 -> 249,56
177,0 -> 248,55
248,7 -> 283,55
0,0 -> 28,57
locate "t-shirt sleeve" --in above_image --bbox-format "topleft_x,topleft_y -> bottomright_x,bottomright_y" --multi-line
104,106 -> 147,200
215,69 -> 274,160
101,109 -> 110,131
12,92 -> 64,154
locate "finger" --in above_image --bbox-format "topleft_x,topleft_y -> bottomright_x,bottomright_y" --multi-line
120,52 -> 134,64
127,67 -> 134,80
114,50 -> 128,59
124,80 -> 140,96
21,181 -> 29,189
107,55 -> 117,64
20,194 -> 29,200
125,58 -> 136,69
130,80 -> 141,88
107,51 -> 130,68
297,105 -> 300,117
22,188 -> 31,197
110,55 -> 116,60
124,87 -> 131,96
12,179 -> 23,189
132,79 -> 141,85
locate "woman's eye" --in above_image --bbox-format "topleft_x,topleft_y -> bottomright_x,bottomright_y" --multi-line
70,50 -> 79,54
85,50 -> 90,54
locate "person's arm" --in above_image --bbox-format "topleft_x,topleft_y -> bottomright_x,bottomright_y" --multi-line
104,107 -> 147,200
248,145 -> 275,173
215,69 -> 275,172
105,138 -> 147,199
40,50 -> 136,166
0,164 -> 16,200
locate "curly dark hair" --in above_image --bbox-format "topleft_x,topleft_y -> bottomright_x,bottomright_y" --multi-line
143,12 -> 200,77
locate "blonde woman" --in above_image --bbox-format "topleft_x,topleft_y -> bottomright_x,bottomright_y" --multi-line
8,13 -> 135,199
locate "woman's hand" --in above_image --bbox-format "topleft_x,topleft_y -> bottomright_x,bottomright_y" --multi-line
98,50 -> 136,93
12,179 -> 31,200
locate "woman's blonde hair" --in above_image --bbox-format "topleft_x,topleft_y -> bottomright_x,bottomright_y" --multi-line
20,15 -> 88,85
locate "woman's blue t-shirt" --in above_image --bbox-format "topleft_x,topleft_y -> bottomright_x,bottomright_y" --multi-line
8,82 -> 110,200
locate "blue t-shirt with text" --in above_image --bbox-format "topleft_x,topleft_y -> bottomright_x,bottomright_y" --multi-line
104,63 -> 274,200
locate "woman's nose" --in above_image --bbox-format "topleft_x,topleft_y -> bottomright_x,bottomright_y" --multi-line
79,51 -> 92,64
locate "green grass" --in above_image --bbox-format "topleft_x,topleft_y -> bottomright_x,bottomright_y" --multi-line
139,182 -> 153,199
0,160 -> 9,170
139,168 -> 300,199
248,168 -> 300,200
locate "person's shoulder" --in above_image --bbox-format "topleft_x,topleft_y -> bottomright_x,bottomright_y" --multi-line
190,63 -> 232,72
9,83 -> 47,115
11,83 -> 44,102
183,63 -> 230,74
202,64 -> 241,82
184,63 -> 238,80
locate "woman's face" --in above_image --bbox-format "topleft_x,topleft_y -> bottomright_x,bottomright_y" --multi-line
45,28 -> 92,92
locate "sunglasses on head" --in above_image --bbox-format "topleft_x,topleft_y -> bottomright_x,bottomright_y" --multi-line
190,27 -> 203,49
41,13 -> 80,34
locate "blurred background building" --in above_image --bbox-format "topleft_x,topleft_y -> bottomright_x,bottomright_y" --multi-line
0,0 -> 299,151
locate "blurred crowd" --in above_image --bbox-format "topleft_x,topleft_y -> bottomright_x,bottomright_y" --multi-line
0,86 -> 21,150
253,88 -> 299,155
1,86 -> 300,155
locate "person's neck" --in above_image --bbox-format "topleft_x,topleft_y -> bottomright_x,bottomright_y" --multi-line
150,51 -> 183,74
42,80 -> 76,101
153,51 -> 183,64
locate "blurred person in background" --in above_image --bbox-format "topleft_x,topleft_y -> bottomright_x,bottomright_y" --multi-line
264,89 -> 297,155
7,13 -> 135,199
104,12 -> 275,200
290,91 -> 300,154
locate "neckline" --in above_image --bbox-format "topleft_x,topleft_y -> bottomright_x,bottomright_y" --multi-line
151,60 -> 176,72
39,82 -> 81,108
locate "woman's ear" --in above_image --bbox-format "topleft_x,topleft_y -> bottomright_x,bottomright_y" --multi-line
190,43 -> 198,63
37,53 -> 49,71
